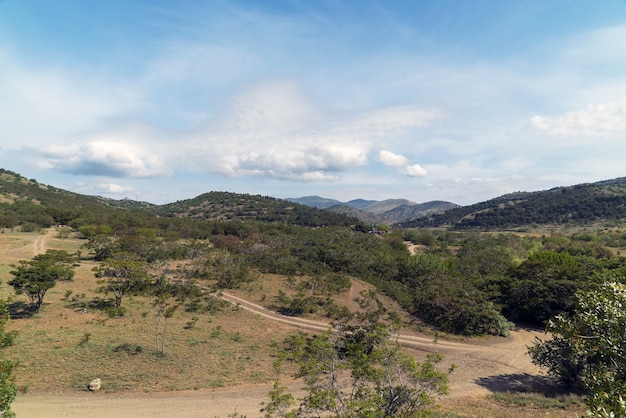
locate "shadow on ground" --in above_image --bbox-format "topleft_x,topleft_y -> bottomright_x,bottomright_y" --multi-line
476,373 -> 582,396
9,301 -> 37,319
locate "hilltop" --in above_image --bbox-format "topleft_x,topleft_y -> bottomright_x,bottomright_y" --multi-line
4,168 -> 626,231
287,195 -> 459,224
0,169 -> 363,229
398,177 -> 626,230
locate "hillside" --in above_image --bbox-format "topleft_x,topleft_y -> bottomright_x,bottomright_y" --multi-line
0,169 -> 158,229
398,177 -> 626,230
0,169 -> 142,210
0,170 -> 362,229
149,191 -> 364,227
289,195 -> 459,224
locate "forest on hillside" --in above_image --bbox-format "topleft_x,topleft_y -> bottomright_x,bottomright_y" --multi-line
400,180 -> 626,230
2,169 -> 626,337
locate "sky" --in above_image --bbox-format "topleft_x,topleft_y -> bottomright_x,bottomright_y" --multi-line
1,0 -> 626,206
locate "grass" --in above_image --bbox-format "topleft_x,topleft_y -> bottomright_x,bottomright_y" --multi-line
0,229 -> 589,418
1,231 -> 295,394
437,390 -> 587,418
490,391 -> 585,409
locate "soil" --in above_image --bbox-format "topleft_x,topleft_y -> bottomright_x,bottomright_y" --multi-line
10,230 -> 552,417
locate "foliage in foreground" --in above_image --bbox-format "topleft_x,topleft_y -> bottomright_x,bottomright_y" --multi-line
528,280 -> 626,417
0,299 -> 17,418
262,294 -> 453,417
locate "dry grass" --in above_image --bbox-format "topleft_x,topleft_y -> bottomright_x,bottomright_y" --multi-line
438,392 -> 586,417
0,230 -> 588,418
1,231 -> 294,394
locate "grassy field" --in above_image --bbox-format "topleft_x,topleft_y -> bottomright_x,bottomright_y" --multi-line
1,230 -> 294,394
1,229 -> 587,417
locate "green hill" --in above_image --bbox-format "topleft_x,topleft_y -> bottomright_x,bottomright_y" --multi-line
150,191 -> 364,227
398,177 -> 626,230
0,170 -> 363,230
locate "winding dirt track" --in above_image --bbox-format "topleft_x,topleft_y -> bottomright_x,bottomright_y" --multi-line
12,232 -> 545,417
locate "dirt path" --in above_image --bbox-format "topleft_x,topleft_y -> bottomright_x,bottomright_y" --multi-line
33,233 -> 46,256
220,291 -> 542,399
12,232 -> 546,417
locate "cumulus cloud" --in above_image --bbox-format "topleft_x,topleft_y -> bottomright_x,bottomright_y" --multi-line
37,140 -> 171,178
10,73 -> 440,184
174,81 -> 440,182
378,150 -> 408,167
530,99 -> 626,137
403,164 -> 429,177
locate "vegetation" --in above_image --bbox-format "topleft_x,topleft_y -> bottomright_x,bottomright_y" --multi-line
264,295 -> 453,417
399,177 -> 626,229
92,252 -> 151,316
8,250 -> 78,312
2,169 -> 626,416
0,299 -> 17,417
528,280 -> 626,416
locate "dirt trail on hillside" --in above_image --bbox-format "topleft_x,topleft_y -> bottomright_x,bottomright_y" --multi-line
12,231 -> 547,417
14,292 -> 544,417
219,291 -> 543,398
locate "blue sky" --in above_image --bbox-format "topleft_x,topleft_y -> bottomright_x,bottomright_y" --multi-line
1,0 -> 626,205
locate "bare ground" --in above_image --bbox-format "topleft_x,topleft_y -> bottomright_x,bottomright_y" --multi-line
9,230 -> 559,417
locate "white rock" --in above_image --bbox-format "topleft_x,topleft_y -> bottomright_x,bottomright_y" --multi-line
88,378 -> 101,391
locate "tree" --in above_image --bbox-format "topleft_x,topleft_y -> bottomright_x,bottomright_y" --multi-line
93,252 -> 151,316
0,299 -> 17,417
528,280 -> 626,416
152,294 -> 178,355
8,250 -> 78,312
265,295 -> 453,417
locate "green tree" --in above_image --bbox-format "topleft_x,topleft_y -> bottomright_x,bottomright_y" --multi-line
0,299 -> 17,417
267,297 -> 452,417
528,280 -> 626,416
8,250 -> 78,312
152,294 -> 178,355
93,252 -> 151,315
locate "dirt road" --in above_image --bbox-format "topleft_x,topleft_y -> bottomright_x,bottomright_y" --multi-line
11,231 -> 546,417
14,292 -> 543,417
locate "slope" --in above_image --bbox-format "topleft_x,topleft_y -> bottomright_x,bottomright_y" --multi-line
398,177 -> 626,230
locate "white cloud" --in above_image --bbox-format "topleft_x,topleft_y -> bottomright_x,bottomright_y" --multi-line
16,79 -> 439,184
173,81 -> 439,182
378,150 -> 408,167
530,99 -> 626,137
97,183 -> 135,194
403,164 -> 429,177
37,140 -> 171,178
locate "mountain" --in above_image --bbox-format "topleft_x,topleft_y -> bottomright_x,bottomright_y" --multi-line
284,196 -> 344,209
0,170 -> 361,229
345,199 -> 379,210
398,177 -> 626,230
362,199 -> 417,214
323,205 -> 384,225
150,191 -> 363,227
4,167 -> 626,231
289,196 -> 460,224
378,201 -> 460,224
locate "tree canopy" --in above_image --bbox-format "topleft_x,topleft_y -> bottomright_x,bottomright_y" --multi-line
528,280 -> 626,416
8,250 -> 78,312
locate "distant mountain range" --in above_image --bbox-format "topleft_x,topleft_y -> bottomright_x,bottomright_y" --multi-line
2,167 -> 626,231
286,196 -> 460,224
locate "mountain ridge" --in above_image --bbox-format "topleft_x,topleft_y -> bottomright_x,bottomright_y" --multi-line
2,167 -> 626,230
286,196 -> 460,224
